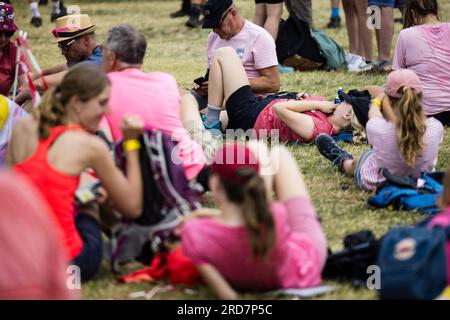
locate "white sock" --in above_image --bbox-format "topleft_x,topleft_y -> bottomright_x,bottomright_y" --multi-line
52,0 -> 61,14
30,2 -> 41,18
205,104 -> 221,125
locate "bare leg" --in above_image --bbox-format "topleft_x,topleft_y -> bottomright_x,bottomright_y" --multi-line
355,0 -> 372,61
264,3 -> 283,40
208,47 -> 250,108
343,156 -> 361,177
342,0 -> 360,55
253,3 -> 267,28
375,7 -> 394,62
179,90 -> 221,164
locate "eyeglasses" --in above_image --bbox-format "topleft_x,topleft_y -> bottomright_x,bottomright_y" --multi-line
58,38 -> 77,50
218,8 -> 232,28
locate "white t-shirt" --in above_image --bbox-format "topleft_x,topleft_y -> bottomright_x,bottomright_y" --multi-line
206,20 -> 278,79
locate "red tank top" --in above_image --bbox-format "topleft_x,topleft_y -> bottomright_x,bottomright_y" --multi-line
14,125 -> 83,259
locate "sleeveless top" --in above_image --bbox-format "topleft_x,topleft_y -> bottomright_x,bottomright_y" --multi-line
15,125 -> 83,259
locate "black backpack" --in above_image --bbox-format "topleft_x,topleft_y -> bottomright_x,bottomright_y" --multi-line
276,15 -> 325,69
322,230 -> 380,287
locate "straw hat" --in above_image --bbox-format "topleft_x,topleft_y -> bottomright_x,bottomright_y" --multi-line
51,14 -> 96,43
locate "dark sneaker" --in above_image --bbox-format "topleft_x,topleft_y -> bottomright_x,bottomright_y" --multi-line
185,4 -> 202,28
326,16 -> 341,29
30,16 -> 42,27
372,60 -> 392,74
51,4 -> 67,22
315,133 -> 353,172
170,8 -> 190,18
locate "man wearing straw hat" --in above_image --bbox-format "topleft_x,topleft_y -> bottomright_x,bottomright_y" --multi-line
17,14 -> 102,104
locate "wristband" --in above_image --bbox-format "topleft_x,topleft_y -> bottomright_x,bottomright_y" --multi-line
124,139 -> 141,152
371,98 -> 382,109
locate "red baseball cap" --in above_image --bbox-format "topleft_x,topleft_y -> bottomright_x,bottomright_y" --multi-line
210,143 -> 260,184
0,2 -> 18,32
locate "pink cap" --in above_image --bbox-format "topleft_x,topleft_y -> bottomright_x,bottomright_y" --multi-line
385,69 -> 422,99
210,143 -> 260,184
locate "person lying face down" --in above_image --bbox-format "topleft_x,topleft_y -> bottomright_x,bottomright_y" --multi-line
201,46 -> 353,143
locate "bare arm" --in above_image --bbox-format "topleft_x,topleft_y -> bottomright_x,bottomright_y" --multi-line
34,70 -> 68,90
87,139 -> 142,219
35,64 -> 68,78
249,65 -> 280,93
198,264 -> 238,300
271,145 -> 310,202
88,116 -> 144,220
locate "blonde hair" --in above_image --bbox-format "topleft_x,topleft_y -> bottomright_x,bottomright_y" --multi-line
351,112 -> 367,145
33,64 -> 109,139
390,88 -> 426,168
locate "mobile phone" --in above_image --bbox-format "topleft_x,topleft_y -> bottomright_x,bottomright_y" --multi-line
193,77 -> 206,86
75,181 -> 101,204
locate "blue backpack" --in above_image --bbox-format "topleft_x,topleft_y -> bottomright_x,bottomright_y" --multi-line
368,169 -> 444,214
378,222 -> 450,300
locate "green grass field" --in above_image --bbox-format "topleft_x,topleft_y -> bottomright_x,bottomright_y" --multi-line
11,0 -> 450,300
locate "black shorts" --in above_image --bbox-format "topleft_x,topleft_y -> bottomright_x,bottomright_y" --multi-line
430,111 -> 450,127
255,0 -> 284,3
226,85 -> 283,131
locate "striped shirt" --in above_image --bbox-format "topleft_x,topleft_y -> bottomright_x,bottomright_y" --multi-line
359,116 -> 444,191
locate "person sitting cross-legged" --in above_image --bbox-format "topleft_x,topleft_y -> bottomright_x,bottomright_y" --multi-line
315,69 -> 444,191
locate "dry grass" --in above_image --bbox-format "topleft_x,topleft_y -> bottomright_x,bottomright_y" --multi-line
11,0 -> 450,300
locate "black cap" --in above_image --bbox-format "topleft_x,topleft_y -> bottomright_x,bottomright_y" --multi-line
202,0 -> 233,29
338,89 -> 371,128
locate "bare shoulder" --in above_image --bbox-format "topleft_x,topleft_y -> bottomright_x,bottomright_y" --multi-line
13,115 -> 38,138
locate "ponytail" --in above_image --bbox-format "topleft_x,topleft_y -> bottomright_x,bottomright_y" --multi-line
33,85 -> 67,139
393,88 -> 426,168
220,169 -> 275,258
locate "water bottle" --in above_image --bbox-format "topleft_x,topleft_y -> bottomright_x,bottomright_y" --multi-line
335,87 -> 343,104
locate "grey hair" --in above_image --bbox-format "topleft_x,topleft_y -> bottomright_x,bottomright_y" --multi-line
105,24 -> 147,64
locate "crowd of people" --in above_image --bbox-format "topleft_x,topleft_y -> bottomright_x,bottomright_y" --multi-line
0,0 -> 449,300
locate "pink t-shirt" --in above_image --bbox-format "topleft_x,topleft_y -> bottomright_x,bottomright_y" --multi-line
181,197 -> 327,291
392,23 -> 450,115
105,69 -> 206,180
359,116 -> 444,191
207,20 -> 278,79
253,97 -> 338,143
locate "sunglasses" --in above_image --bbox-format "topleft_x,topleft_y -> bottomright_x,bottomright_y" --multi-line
57,38 -> 77,50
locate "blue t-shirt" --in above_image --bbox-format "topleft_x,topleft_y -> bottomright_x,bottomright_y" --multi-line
68,46 -> 103,68
79,46 -> 103,66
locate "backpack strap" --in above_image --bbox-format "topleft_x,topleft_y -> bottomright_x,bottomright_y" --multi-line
382,168 -> 417,189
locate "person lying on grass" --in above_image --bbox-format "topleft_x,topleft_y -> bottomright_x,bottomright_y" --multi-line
315,69 -> 444,191
181,141 -> 327,299
7,64 -> 144,282
202,46 -> 353,143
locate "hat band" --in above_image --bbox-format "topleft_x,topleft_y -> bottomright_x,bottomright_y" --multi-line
52,26 -> 93,39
